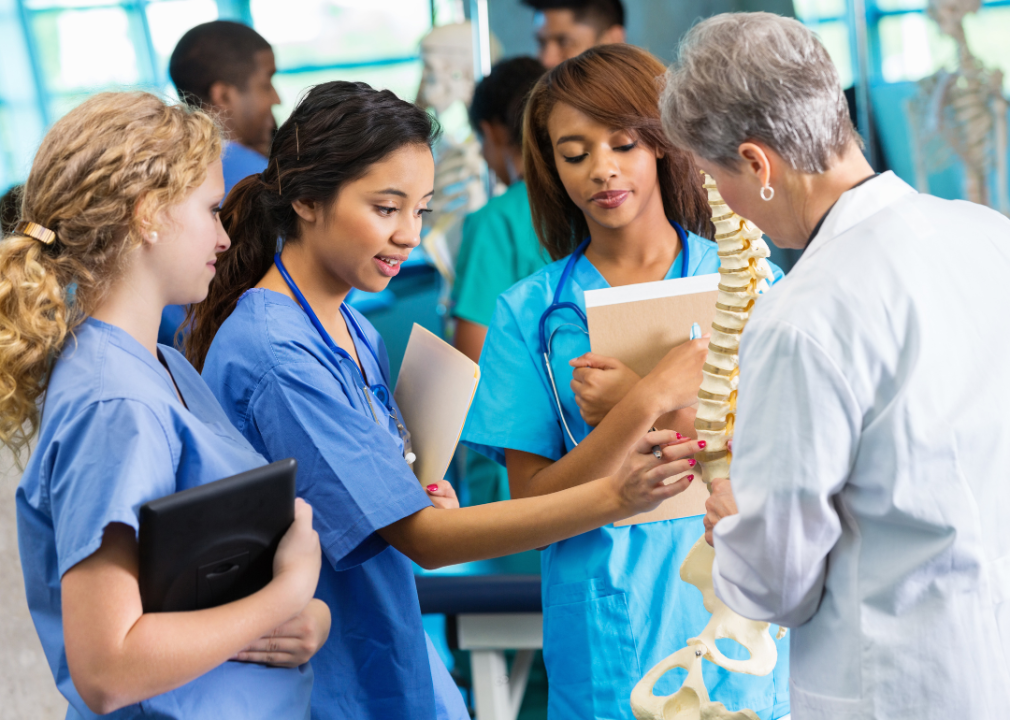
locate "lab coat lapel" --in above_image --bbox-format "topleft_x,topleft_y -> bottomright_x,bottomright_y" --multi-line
797,171 -> 917,269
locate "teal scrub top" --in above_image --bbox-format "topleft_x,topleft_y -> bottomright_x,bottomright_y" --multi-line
452,180 -> 549,327
201,289 -> 468,720
16,318 -> 313,719
462,232 -> 791,720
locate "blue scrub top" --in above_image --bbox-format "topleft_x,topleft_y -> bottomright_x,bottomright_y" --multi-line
16,318 -> 313,720
201,289 -> 468,720
222,140 -> 269,196
463,232 -> 791,720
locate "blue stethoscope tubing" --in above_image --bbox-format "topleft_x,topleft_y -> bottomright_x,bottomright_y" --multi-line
273,252 -> 413,460
539,222 -> 690,447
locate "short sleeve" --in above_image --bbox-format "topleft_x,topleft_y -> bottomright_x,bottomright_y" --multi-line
48,400 -> 177,578
462,296 -> 567,465
452,207 -> 516,327
712,319 -> 859,626
251,361 -> 431,571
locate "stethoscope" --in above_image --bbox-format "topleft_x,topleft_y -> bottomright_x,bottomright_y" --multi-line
274,252 -> 415,464
540,222 -> 690,448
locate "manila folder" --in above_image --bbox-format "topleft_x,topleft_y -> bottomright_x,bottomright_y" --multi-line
584,274 -> 719,527
393,323 -> 481,487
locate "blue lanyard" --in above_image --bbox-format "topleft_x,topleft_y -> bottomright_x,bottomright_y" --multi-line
273,252 -> 386,419
538,221 -> 690,354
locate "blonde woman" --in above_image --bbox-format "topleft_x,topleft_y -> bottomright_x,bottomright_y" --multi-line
2,92 -> 327,719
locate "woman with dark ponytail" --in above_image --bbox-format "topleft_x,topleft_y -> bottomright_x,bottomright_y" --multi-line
191,80 -> 705,720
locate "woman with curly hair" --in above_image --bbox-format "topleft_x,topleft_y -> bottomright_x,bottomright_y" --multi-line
3,92 -> 327,718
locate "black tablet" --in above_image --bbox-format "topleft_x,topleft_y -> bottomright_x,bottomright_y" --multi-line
138,458 -> 297,613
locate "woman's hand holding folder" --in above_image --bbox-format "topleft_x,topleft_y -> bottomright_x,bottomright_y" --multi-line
570,353 -> 642,427
272,498 -> 323,607
233,599 -> 331,667
570,338 -> 710,428
60,498 -> 325,714
233,499 -> 328,667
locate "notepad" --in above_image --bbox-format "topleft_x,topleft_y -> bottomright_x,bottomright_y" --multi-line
394,324 -> 481,487
584,274 -> 720,527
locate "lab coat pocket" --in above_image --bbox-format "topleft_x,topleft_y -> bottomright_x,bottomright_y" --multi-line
543,577 -> 641,695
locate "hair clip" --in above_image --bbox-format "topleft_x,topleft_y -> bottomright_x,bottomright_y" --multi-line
295,123 -> 300,160
14,221 -> 56,246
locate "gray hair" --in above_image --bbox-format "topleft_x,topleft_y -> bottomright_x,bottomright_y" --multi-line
660,12 -> 857,174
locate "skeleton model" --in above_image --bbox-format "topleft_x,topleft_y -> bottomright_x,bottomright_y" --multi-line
630,175 -> 783,720
907,0 -> 1009,214
416,22 -> 491,283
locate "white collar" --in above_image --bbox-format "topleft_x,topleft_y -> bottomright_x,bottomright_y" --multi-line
795,171 -> 916,270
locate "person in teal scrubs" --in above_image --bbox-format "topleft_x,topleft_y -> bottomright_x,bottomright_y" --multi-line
186,80 -> 706,720
4,92 -> 327,719
453,56 -> 549,506
462,45 -> 790,719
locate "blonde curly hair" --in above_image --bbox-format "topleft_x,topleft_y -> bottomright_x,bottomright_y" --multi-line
0,91 -> 221,459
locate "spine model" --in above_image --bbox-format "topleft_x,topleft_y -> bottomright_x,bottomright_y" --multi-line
630,174 -> 782,720
694,174 -> 773,486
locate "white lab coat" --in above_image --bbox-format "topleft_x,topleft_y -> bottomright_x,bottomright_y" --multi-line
712,171 -> 1010,720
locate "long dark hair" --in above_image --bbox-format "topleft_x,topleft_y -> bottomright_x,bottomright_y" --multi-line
186,81 -> 440,370
523,44 -> 714,261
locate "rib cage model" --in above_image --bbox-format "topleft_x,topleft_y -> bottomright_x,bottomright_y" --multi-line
629,174 -> 783,720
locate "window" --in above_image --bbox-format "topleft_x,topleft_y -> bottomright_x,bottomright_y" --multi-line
794,0 -> 1010,93
251,0 -> 433,121
0,0 -> 441,188
793,0 -> 854,89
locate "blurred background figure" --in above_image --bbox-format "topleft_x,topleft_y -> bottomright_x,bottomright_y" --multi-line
416,21 -> 498,282
453,55 -> 548,506
907,0 -> 1009,213
161,20 -> 280,348
522,0 -> 625,69
170,20 -> 280,195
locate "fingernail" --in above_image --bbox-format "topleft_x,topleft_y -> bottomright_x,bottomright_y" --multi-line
676,432 -> 683,439
698,441 -> 707,449
687,475 -> 694,482
426,484 -> 439,493
688,459 -> 696,467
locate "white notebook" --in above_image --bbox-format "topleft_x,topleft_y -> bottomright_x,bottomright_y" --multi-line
584,274 -> 720,526
393,324 -> 481,487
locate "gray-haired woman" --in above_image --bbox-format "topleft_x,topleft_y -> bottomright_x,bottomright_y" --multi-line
664,12 -> 1010,720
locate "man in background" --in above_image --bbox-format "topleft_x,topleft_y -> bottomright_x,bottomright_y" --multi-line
162,21 -> 279,348
169,20 -> 280,195
521,0 -> 625,69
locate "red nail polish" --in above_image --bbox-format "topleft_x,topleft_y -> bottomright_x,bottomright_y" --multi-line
426,484 -> 439,493
687,475 -> 694,482
688,459 -> 696,467
698,441 -> 707,449
676,432 -> 683,439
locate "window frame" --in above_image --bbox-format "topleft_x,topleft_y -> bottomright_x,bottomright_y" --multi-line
1,0 -> 440,187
